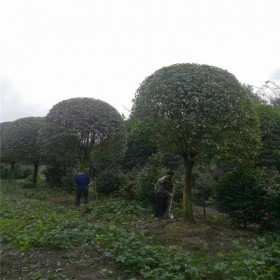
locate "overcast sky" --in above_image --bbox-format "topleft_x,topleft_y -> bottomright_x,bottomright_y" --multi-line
0,0 -> 279,122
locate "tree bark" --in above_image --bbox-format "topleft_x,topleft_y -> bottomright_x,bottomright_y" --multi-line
33,161 -> 39,186
10,161 -> 16,180
183,156 -> 195,222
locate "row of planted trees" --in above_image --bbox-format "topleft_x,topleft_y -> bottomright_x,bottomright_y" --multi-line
1,63 -> 280,223
0,98 -> 127,183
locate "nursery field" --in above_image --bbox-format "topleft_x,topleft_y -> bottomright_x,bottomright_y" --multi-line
0,179 -> 279,280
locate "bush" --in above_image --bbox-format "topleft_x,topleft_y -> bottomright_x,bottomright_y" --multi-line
216,165 -> 269,228
43,164 -> 66,188
96,168 -> 128,194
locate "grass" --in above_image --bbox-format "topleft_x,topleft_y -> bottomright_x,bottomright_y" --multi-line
1,179 -> 280,279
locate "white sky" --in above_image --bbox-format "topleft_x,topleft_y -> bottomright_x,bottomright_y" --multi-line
0,0 -> 280,122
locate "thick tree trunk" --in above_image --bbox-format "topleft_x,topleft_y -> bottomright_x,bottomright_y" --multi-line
183,156 -> 195,222
10,162 -> 16,180
33,161 -> 39,186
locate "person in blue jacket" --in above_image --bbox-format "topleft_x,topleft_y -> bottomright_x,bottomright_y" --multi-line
75,169 -> 90,207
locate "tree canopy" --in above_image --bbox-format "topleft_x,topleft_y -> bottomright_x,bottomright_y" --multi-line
0,117 -> 44,182
132,63 -> 260,221
39,98 -> 127,171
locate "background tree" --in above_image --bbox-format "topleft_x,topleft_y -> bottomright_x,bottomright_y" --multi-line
121,118 -> 157,173
255,80 -> 280,106
132,63 -> 260,222
39,98 -> 127,175
0,117 -> 44,183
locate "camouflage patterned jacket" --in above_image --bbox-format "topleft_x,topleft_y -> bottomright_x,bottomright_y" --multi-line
154,176 -> 173,197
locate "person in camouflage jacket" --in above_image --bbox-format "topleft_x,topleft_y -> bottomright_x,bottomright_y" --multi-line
154,171 -> 174,218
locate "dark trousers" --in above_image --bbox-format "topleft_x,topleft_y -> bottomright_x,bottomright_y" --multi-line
75,186 -> 89,206
154,193 -> 168,217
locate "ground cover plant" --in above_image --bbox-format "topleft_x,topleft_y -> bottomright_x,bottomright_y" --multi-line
1,179 -> 280,279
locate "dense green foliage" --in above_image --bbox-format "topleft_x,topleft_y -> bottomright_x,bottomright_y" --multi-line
121,119 -> 157,172
1,180 -> 279,279
133,153 -> 166,205
39,98 -> 127,170
96,168 -> 128,194
256,104 -> 280,171
132,63 -> 260,160
1,117 -> 43,162
216,165 -> 280,228
0,117 -> 44,183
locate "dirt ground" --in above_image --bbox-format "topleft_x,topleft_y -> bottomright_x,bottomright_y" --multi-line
0,246 -> 122,280
0,205 -> 256,280
145,205 -> 254,255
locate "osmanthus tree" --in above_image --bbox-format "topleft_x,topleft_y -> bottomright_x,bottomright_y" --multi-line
39,98 -> 127,172
0,117 -> 44,183
131,63 -> 260,222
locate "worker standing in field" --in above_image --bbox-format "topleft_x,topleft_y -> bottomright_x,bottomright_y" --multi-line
75,169 -> 90,207
154,171 -> 174,218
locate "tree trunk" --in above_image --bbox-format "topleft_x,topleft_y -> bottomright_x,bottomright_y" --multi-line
33,161 -> 39,186
10,161 -> 16,180
183,156 -> 195,222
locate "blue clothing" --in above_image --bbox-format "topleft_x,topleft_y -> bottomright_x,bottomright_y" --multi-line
75,172 -> 90,207
75,173 -> 90,187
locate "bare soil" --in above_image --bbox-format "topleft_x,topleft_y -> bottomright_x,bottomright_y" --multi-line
0,247 -> 121,280
145,205 -> 254,255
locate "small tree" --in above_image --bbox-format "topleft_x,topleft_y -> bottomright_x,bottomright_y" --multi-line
132,63 -> 260,222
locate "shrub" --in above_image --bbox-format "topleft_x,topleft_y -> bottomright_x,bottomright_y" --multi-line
43,164 -> 66,188
96,168 -> 128,194
216,165 -> 268,228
